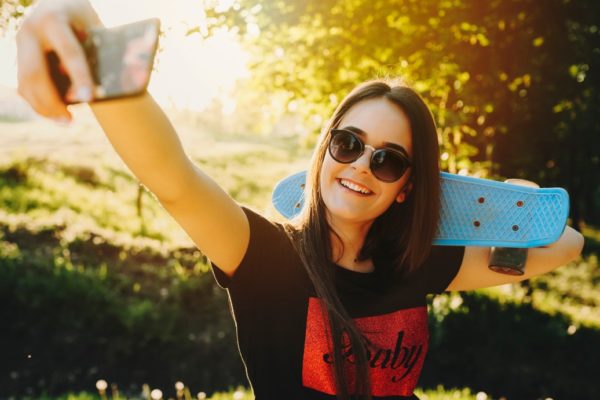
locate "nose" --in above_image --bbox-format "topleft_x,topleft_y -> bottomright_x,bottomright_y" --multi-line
351,145 -> 375,174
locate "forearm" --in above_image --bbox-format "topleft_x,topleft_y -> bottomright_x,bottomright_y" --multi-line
525,225 -> 585,276
90,93 -> 193,202
447,226 -> 584,291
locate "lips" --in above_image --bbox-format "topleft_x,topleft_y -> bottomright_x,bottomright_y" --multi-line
337,178 -> 373,195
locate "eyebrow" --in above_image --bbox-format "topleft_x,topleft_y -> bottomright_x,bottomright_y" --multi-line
341,125 -> 411,157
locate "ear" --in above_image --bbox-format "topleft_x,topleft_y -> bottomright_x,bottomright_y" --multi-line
395,181 -> 413,203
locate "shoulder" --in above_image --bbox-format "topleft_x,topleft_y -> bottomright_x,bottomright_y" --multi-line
402,245 -> 466,295
242,207 -> 299,253
211,206 -> 300,287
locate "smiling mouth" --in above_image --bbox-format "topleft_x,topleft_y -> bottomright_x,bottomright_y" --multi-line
337,178 -> 373,195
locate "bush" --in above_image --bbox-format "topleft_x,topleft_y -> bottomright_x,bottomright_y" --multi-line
424,291 -> 600,400
0,223 -> 245,398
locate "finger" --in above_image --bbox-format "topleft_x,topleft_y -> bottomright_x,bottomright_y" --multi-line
504,178 -> 540,188
42,17 -> 94,102
70,5 -> 104,35
29,84 -> 72,124
16,30 -> 71,120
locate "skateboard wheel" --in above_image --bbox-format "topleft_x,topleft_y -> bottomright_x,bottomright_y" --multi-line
488,247 -> 527,275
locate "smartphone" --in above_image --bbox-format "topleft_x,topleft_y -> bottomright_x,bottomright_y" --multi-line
47,18 -> 160,104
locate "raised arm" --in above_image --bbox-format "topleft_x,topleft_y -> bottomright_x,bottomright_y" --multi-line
446,225 -> 584,291
16,0 -> 249,275
90,95 -> 250,275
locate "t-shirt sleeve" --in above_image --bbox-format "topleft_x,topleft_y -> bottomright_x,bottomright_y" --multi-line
407,245 -> 465,295
210,206 -> 295,297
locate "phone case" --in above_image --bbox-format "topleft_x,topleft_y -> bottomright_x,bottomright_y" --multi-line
47,18 -> 160,104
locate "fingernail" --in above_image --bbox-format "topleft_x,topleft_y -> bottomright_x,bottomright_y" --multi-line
76,86 -> 93,102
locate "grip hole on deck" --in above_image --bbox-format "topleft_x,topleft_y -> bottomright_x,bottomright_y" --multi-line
473,221 -> 481,227
478,197 -> 485,204
516,200 -> 524,207
512,225 -> 519,231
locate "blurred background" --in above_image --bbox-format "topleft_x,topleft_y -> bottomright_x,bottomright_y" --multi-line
0,0 -> 599,399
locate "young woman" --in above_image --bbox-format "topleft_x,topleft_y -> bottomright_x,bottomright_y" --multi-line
16,1 -> 585,399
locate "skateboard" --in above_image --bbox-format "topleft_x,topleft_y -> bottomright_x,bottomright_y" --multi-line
272,171 -> 569,249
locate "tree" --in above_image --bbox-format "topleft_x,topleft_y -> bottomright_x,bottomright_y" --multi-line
202,0 -> 600,228
0,0 -> 32,35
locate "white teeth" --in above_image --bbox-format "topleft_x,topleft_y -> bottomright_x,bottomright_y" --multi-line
339,179 -> 371,194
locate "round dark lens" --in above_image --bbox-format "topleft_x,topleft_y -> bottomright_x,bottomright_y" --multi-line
370,150 -> 408,182
330,131 -> 362,163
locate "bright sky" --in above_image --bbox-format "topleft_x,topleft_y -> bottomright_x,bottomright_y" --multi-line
0,0 -> 249,111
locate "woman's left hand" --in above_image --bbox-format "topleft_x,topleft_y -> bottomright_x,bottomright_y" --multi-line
446,176 -> 585,291
504,178 -> 540,189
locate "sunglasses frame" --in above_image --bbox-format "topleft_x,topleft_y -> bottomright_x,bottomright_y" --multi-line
328,128 -> 412,183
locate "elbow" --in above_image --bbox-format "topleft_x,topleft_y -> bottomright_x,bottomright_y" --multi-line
525,227 -> 584,278
561,226 -> 585,263
571,229 -> 585,261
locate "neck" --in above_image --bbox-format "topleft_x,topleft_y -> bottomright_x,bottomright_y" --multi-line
327,214 -> 375,273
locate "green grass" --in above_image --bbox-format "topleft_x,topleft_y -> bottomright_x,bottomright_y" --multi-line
415,386 -> 494,399
0,121 -> 311,248
476,252 -> 600,329
27,386 -> 496,400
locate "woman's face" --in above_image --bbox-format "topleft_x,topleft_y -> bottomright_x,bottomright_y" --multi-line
319,97 -> 413,225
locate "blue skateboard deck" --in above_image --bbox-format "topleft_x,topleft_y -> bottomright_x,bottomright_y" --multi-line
272,171 -> 569,248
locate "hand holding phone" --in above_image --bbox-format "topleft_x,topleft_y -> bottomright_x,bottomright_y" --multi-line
17,0 -> 102,120
47,19 -> 160,104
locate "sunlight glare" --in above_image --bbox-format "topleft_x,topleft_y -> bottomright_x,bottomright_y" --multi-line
0,0 -> 249,112
90,0 -> 249,111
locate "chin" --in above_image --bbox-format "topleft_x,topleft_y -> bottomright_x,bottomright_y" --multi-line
327,207 -> 360,222
323,201 -> 378,224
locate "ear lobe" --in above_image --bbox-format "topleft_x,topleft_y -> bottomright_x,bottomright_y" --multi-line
395,181 -> 413,203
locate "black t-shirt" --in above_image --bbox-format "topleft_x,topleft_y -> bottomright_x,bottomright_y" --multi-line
211,207 -> 465,399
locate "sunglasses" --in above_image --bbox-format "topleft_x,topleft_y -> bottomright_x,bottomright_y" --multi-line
328,129 -> 412,182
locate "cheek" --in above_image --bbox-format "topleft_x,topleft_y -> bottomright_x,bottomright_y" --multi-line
319,156 -> 343,206
320,155 -> 338,185
387,176 -> 410,203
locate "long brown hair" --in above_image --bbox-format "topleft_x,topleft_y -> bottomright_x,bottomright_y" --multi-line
285,79 -> 441,399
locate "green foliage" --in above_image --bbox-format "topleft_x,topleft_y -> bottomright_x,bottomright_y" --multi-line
0,130 -> 310,397
23,386 -> 492,400
582,224 -> 600,254
425,227 -> 600,399
529,254 -> 600,328
0,169 -> 243,395
0,218 -> 244,396
427,289 -> 600,400
0,0 -> 32,34
415,385 -> 488,400
0,134 -> 309,247
0,212 -> 243,394
203,0 -> 600,226
202,387 -> 252,400
0,157 -> 168,241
